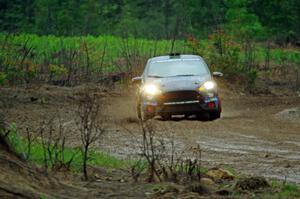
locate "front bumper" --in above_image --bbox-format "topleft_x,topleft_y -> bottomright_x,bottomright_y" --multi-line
142,93 -> 221,116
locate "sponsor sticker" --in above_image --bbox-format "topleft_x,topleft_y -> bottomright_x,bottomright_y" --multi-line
204,97 -> 218,103
164,100 -> 199,105
143,101 -> 158,106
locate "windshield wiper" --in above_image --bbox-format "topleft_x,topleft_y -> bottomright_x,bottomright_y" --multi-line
172,74 -> 196,77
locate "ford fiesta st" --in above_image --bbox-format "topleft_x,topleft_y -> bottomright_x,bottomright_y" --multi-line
132,54 -> 223,121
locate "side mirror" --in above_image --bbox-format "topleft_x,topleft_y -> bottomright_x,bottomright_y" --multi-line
132,76 -> 142,84
212,72 -> 223,77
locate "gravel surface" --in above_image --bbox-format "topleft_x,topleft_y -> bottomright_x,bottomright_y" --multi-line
3,84 -> 300,184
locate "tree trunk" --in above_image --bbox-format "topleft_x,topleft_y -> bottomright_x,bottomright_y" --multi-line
83,144 -> 89,180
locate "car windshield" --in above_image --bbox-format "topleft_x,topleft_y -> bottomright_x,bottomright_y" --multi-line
148,59 -> 209,78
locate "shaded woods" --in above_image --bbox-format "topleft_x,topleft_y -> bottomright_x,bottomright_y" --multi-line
1,0 -> 300,43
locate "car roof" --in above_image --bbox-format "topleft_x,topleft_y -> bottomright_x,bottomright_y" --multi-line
149,54 -> 203,63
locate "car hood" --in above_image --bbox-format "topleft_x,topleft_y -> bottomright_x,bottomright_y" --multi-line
145,75 -> 212,92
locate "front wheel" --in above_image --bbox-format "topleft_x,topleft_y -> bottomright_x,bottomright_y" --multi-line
161,114 -> 172,121
209,111 -> 221,121
137,102 -> 153,121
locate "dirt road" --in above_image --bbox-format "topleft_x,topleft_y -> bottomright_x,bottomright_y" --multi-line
103,86 -> 300,184
2,84 -> 300,184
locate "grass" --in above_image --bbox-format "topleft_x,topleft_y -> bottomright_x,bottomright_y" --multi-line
88,150 -> 129,168
229,180 -> 300,199
7,124 -> 129,170
1,33 -> 299,72
0,33 -> 189,73
265,181 -> 300,198
0,32 -> 192,84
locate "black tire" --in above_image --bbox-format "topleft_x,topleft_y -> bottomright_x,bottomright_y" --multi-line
161,114 -> 172,121
137,102 -> 153,121
209,111 -> 221,121
196,113 -> 210,121
184,114 -> 192,119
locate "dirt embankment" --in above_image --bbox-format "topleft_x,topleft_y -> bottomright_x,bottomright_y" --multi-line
0,139 -> 157,198
0,143 -> 87,198
1,82 -> 300,186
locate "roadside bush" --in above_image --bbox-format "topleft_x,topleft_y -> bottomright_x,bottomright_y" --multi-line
136,121 -> 203,183
207,31 -> 242,74
0,113 -> 12,152
75,87 -> 106,180
49,64 -> 68,81
188,31 -> 258,87
1,32 -> 299,88
1,120 -> 124,173
0,72 -> 7,85
0,33 -> 188,86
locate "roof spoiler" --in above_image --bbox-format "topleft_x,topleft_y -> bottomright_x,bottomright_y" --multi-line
169,53 -> 181,58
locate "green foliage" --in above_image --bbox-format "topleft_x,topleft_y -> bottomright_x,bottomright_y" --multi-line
1,0 -> 299,88
1,0 -> 300,41
247,0 -> 300,43
0,33 -> 188,85
186,0 -> 226,38
225,0 -> 266,40
0,72 -> 7,85
188,32 -> 258,85
49,64 -> 68,78
267,181 -> 300,198
6,123 -> 19,148
1,33 -> 300,87
0,34 -> 39,84
6,123 -> 128,170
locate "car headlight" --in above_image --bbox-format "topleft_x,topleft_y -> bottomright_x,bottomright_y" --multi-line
143,84 -> 161,96
199,81 -> 216,92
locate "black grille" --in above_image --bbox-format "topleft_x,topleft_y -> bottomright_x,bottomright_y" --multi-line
159,91 -> 200,103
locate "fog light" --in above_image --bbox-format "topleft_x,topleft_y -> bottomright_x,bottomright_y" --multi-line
147,106 -> 155,113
